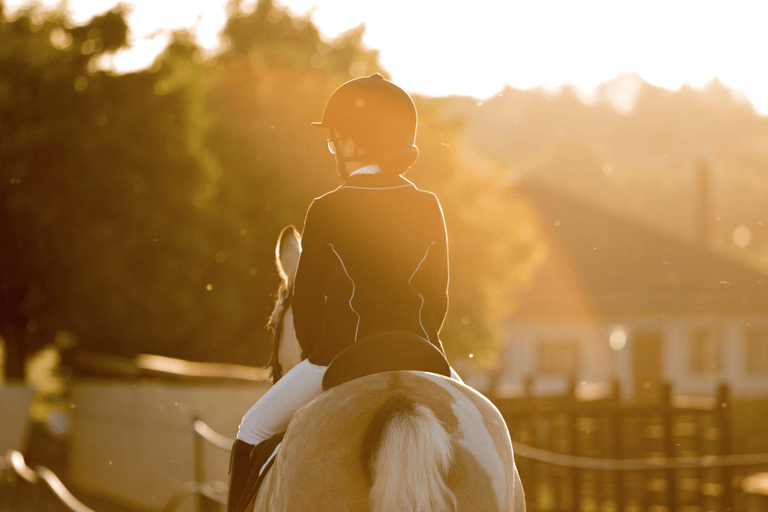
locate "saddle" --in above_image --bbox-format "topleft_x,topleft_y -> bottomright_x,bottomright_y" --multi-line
322,330 -> 452,391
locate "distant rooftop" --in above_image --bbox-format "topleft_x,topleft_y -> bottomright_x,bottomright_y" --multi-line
514,180 -> 768,316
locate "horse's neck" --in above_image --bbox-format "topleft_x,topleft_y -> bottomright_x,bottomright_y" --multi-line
278,306 -> 303,374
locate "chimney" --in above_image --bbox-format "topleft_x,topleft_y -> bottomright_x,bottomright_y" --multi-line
697,159 -> 711,246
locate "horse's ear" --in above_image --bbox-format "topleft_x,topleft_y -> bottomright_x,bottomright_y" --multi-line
276,225 -> 301,284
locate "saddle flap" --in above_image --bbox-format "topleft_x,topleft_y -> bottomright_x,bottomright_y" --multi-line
322,331 -> 451,391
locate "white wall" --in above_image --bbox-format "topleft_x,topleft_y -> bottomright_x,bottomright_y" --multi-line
729,318 -> 768,399
660,315 -> 768,398
68,380 -> 271,511
0,384 -> 35,455
500,320 -> 613,396
504,314 -> 768,400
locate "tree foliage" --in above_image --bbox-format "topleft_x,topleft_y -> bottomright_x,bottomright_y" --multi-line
1,0 -> 542,379
1,4 -> 218,376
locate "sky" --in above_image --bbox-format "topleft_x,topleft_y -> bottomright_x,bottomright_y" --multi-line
6,0 -> 768,114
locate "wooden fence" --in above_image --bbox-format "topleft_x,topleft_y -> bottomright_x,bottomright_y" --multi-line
491,380 -> 767,512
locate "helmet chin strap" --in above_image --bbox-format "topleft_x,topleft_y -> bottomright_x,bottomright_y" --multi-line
336,152 -> 372,176
332,134 -> 375,179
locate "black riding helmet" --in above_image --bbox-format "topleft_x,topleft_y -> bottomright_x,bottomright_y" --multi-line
313,73 -> 419,174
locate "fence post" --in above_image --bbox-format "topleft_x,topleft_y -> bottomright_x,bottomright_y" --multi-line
192,413 -> 217,512
524,377 -> 535,401
523,377 -> 538,512
568,376 -> 581,512
193,413 -> 203,512
661,382 -> 677,512
610,379 -> 625,512
716,384 -> 732,512
694,409 -> 705,510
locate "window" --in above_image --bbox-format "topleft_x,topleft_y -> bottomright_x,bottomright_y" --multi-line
538,339 -> 580,376
690,328 -> 722,375
746,330 -> 768,375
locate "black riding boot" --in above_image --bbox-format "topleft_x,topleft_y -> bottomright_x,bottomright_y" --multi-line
227,434 -> 286,512
227,439 -> 257,512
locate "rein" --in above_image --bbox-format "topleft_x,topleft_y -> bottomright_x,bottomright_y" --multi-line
268,283 -> 293,384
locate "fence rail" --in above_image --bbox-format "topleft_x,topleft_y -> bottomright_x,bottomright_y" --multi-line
2,422 -> 231,512
512,442 -> 768,471
160,481 -> 227,512
3,449 -> 97,512
193,417 -> 235,451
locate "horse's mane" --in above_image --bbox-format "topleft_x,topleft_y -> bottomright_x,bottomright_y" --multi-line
267,281 -> 290,331
268,224 -> 299,332
266,279 -> 294,383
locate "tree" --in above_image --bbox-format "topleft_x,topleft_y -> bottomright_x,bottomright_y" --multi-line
1,0 -> 546,380
0,5 -> 220,378
1,5 -> 130,379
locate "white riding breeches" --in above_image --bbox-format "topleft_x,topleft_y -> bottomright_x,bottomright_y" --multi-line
237,359 -> 326,445
236,359 -> 464,446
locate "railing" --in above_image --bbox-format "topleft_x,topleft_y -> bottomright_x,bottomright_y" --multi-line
193,416 -> 235,451
187,391 -> 768,512
3,449 -> 97,512
512,442 -> 768,471
178,414 -> 236,512
493,381 -> 768,512
160,481 -> 227,512
1,412 -> 237,512
2,351 -> 268,512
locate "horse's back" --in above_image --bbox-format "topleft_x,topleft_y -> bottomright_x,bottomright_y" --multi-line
254,371 -> 523,512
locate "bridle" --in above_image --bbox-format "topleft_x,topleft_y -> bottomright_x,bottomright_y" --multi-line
267,282 -> 293,384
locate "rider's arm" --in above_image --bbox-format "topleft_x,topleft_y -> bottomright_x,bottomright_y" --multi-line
292,200 -> 327,359
425,194 -> 449,334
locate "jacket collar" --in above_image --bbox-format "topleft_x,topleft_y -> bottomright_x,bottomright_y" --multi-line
342,173 -> 414,189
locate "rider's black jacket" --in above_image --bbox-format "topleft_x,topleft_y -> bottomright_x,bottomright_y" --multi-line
292,173 -> 449,367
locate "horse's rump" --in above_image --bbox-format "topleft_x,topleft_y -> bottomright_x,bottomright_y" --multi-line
253,370 -> 519,512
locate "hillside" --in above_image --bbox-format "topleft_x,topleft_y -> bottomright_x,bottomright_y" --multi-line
426,74 -> 768,271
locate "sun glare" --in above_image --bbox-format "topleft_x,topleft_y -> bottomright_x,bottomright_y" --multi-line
609,326 -> 627,351
3,0 -> 767,113
732,225 -> 753,249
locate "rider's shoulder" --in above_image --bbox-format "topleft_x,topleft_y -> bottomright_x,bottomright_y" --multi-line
307,188 -> 341,210
310,179 -> 440,210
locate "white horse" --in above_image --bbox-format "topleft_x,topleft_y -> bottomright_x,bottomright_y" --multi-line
252,226 -> 526,512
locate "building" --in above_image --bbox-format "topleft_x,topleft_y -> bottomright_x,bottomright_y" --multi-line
498,180 -> 768,400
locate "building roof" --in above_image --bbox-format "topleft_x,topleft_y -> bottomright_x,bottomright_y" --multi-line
514,180 -> 768,317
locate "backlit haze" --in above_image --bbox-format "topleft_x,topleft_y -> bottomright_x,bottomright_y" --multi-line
5,0 -> 768,113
